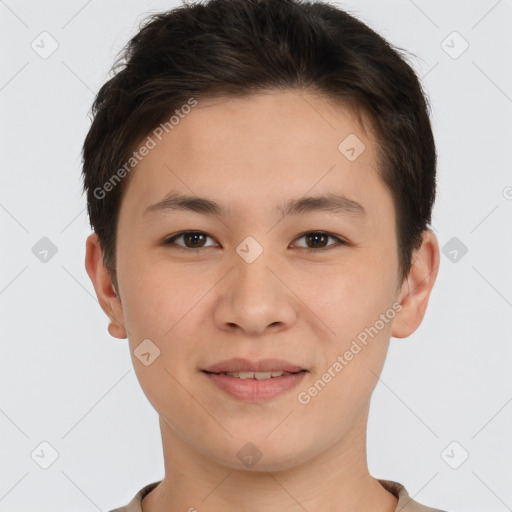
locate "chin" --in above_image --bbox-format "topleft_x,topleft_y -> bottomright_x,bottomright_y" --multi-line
208,437 -> 312,473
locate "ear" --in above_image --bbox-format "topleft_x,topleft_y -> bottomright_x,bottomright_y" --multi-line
392,229 -> 440,339
84,233 -> 127,339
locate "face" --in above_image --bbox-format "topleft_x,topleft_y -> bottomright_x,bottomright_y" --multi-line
87,90 -> 438,472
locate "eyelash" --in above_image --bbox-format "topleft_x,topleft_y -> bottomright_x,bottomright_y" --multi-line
162,230 -> 348,252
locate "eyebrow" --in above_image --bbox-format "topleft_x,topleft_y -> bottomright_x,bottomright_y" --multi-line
144,192 -> 366,219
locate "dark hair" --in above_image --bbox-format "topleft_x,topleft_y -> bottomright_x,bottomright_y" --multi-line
82,0 -> 436,292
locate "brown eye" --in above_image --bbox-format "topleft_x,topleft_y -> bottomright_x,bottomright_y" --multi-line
164,231 -> 216,249
163,230 -> 346,252
293,231 -> 346,250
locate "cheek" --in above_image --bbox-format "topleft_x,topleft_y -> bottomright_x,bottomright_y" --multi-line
303,274 -> 395,418
310,258 -> 394,337
118,251 -> 200,340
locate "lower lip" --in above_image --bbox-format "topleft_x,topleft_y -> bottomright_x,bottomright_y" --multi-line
202,371 -> 307,402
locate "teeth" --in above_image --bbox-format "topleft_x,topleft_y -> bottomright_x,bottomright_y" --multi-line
220,370 -> 288,379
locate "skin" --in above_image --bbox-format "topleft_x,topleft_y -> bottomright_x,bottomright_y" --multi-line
85,90 -> 439,512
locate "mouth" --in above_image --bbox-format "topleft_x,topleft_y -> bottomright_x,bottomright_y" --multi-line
201,369 -> 308,402
203,369 -> 306,379
202,357 -> 307,374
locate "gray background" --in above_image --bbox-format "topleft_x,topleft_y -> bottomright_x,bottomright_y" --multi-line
1,0 -> 511,510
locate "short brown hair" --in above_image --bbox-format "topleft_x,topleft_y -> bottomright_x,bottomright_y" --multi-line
81,0 -> 436,291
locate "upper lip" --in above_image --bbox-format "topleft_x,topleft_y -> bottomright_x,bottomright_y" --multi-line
203,358 -> 306,373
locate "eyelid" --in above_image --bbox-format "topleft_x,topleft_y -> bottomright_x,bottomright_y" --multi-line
291,231 -> 348,250
163,230 -> 348,250
163,231 -> 218,250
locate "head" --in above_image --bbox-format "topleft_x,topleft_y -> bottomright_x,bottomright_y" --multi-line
84,0 -> 439,471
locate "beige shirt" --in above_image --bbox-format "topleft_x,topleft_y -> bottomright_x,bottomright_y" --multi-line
108,479 -> 447,512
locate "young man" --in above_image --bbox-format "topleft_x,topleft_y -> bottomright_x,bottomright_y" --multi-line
83,0 -> 446,510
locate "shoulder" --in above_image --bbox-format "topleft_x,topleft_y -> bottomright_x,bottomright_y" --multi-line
107,481 -> 161,512
378,479 -> 451,512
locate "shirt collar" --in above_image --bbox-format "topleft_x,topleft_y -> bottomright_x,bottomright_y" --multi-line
112,478 -> 444,512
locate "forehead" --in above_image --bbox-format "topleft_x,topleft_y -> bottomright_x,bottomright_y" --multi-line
120,90 -> 392,226
164,90 -> 373,170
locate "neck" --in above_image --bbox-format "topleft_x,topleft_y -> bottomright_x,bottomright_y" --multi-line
142,412 -> 398,512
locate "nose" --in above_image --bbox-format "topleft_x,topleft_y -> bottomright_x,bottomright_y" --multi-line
214,252 -> 297,336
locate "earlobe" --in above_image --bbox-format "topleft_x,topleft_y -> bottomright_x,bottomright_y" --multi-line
392,229 -> 440,339
84,233 -> 128,339
108,320 -> 127,338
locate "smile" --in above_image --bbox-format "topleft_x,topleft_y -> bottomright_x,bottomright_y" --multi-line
202,370 -> 307,402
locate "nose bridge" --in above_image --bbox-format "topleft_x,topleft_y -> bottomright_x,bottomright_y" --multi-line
215,238 -> 295,334
233,232 -> 275,283
232,241 -> 278,306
